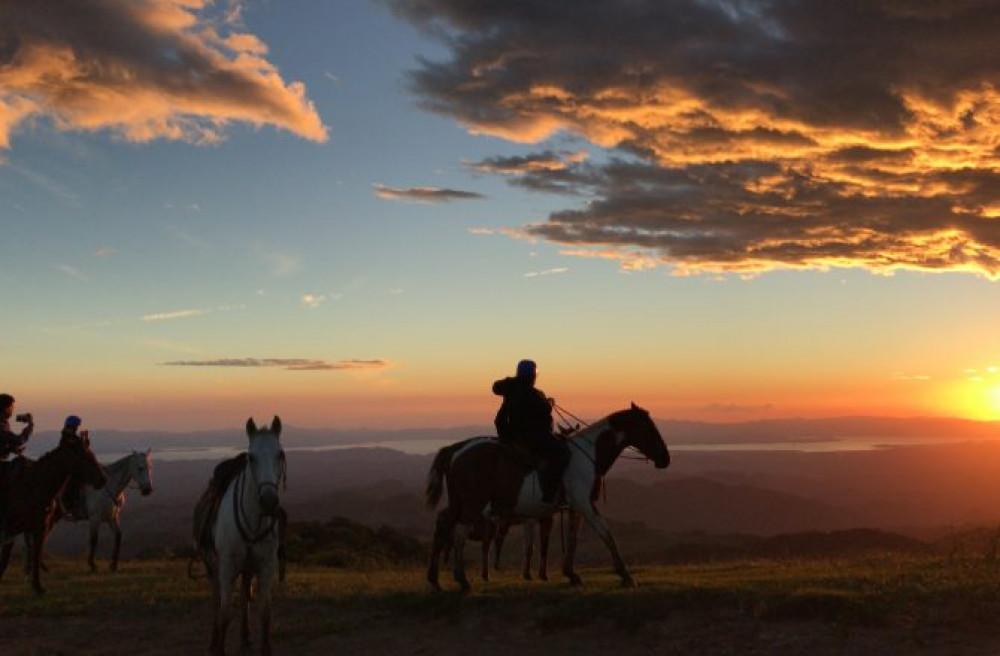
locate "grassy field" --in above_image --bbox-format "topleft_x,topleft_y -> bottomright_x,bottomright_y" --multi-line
4,554 -> 1000,654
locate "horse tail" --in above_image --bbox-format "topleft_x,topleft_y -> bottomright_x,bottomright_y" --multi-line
425,437 -> 478,509
425,448 -> 450,509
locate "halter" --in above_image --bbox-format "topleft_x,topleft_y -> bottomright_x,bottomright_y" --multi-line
231,462 -> 282,545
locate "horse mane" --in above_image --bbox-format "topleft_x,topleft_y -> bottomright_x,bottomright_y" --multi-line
105,453 -> 134,476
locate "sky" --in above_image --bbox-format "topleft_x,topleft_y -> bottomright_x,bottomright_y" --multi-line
3,0 -> 1000,431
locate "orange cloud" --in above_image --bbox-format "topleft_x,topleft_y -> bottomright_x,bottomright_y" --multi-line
161,358 -> 393,371
390,0 -> 1000,278
0,0 -> 327,149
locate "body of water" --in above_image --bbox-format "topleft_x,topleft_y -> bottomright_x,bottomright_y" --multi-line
82,435 -> 1000,463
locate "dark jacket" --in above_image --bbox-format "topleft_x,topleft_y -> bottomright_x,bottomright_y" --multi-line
0,418 -> 31,460
492,376 -> 553,444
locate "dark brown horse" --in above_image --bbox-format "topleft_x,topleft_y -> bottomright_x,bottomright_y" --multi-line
0,436 -> 107,594
427,403 -> 670,593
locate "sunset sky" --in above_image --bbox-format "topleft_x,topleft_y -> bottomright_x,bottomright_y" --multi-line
4,0 -> 1000,431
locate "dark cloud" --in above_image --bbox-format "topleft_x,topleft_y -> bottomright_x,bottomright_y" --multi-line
0,0 -> 326,149
373,183 -> 485,202
468,150 -> 587,175
162,358 -> 391,371
386,0 -> 1000,277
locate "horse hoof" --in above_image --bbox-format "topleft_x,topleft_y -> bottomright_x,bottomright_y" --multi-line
523,573 -> 532,581
33,586 -> 46,596
621,576 -> 636,589
539,573 -> 548,582
567,574 -> 583,587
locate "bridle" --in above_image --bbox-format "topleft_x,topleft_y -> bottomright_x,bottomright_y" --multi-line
232,451 -> 285,545
556,404 -> 654,463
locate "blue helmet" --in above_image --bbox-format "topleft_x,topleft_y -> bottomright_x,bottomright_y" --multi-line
516,359 -> 537,379
64,415 -> 82,430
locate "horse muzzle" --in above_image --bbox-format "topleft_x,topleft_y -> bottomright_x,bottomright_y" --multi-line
259,487 -> 280,516
654,455 -> 671,469
140,486 -> 153,497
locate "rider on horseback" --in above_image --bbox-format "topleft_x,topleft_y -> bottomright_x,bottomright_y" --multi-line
493,360 -> 570,508
0,393 -> 34,542
59,415 -> 89,519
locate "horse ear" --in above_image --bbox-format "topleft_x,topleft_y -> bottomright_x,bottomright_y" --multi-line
246,418 -> 257,436
270,415 -> 282,437
631,401 -> 638,410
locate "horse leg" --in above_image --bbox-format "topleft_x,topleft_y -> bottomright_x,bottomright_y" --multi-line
427,509 -> 452,591
562,511 -> 584,586
110,518 -> 123,572
30,529 -> 46,594
257,553 -> 279,656
211,558 -> 237,656
480,534 -> 490,582
538,515 -> 553,581
0,541 -> 11,581
579,505 -> 634,587
23,535 -> 31,575
240,571 -> 252,650
522,520 -> 535,581
452,523 -> 471,594
493,521 -> 508,572
480,519 -> 497,583
88,520 -> 99,572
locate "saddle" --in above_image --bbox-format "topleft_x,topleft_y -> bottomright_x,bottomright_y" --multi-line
58,488 -> 88,521
193,454 -> 247,554
496,439 -> 544,470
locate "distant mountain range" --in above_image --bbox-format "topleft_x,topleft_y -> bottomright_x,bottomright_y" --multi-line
26,415 -> 1000,455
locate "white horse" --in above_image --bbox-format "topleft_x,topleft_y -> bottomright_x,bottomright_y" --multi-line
62,450 -> 154,572
204,417 -> 285,656
426,403 -> 670,592
29,449 -> 154,574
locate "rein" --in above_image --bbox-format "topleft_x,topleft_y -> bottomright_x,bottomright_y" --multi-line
556,404 -> 649,462
232,467 -> 279,545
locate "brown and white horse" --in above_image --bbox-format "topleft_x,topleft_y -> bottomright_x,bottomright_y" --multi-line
426,403 -> 669,593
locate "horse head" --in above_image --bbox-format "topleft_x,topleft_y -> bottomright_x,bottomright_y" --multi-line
246,416 -> 285,517
611,402 -> 671,469
130,449 -> 154,496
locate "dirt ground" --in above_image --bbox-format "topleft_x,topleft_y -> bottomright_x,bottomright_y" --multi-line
4,600 -> 1000,656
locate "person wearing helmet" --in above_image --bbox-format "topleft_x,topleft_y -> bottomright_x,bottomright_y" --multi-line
492,360 -> 570,507
0,394 -> 32,459
0,393 -> 33,543
59,415 -> 90,519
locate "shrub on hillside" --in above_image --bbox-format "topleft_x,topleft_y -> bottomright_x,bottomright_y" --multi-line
284,516 -> 425,569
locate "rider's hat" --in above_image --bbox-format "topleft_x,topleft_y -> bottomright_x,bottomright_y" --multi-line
516,359 -> 537,379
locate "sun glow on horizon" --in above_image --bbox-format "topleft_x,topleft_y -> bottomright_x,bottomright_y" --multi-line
942,371 -> 1000,422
